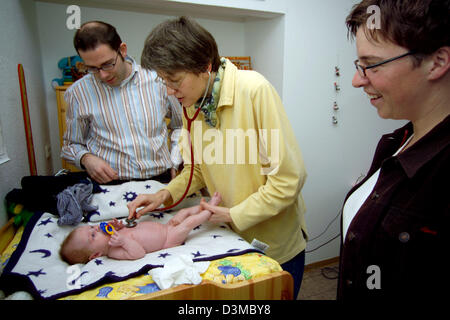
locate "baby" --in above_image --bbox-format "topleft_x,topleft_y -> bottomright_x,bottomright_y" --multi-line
60,192 -> 221,264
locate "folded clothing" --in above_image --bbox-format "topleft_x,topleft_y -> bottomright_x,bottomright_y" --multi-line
57,182 -> 98,226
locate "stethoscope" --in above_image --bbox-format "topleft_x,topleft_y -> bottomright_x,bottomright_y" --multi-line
126,71 -> 213,228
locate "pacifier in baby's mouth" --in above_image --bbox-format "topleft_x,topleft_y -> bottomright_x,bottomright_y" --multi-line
99,222 -> 116,235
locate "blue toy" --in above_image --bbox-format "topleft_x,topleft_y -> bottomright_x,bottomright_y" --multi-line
99,222 -> 115,235
52,55 -> 85,87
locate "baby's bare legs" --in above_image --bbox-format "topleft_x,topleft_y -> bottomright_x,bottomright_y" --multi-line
168,192 -> 222,226
164,192 -> 222,248
208,192 -> 222,206
164,210 -> 211,247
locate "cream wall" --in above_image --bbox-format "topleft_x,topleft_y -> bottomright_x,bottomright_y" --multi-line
282,0 -> 404,263
0,0 -> 406,265
0,0 -> 51,227
35,1 -> 251,175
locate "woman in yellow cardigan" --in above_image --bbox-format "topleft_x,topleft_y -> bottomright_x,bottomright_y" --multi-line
128,16 -> 308,298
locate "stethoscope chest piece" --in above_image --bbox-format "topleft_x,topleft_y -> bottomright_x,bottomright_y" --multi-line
125,218 -> 137,228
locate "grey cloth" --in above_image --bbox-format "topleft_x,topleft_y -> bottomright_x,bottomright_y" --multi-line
56,182 -> 98,226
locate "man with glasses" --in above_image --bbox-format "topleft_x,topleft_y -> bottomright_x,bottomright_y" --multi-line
338,0 -> 449,300
61,21 -> 183,184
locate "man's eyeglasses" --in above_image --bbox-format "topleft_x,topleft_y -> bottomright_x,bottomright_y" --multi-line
354,51 -> 415,78
156,73 -> 187,90
86,50 -> 121,74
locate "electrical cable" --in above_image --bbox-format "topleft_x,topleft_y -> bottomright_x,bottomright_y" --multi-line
307,208 -> 342,242
305,208 -> 342,253
305,233 -> 340,253
321,266 -> 339,280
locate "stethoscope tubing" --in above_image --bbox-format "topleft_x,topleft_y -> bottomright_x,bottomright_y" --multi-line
125,106 -> 201,227
141,71 -> 212,213
150,106 -> 201,212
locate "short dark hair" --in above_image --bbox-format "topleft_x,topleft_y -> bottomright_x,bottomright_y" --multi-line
346,0 -> 449,65
141,16 -> 221,75
74,21 -> 122,54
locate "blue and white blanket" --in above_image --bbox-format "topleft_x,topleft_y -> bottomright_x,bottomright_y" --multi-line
0,181 -> 260,300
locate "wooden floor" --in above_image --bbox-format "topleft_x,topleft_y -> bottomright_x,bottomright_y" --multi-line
297,258 -> 339,300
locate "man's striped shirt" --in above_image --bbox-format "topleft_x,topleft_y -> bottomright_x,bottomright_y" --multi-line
61,56 -> 183,180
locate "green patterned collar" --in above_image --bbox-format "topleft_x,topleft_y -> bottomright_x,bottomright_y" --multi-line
194,57 -> 226,128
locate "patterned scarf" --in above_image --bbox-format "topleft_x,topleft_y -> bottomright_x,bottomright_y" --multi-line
194,57 -> 226,128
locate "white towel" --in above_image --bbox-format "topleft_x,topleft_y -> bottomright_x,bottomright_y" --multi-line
149,255 -> 210,290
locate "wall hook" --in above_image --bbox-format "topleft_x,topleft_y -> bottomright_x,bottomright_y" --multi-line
335,66 -> 340,77
332,116 -> 338,125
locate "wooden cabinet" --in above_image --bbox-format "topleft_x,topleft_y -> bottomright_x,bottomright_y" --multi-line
55,85 -> 82,172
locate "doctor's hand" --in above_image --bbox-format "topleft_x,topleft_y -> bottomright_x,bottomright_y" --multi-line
81,153 -> 118,184
200,199 -> 232,224
127,190 -> 172,220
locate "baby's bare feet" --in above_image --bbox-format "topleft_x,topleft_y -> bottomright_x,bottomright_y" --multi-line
209,192 -> 222,206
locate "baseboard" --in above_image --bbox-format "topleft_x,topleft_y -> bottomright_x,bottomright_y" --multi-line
304,256 -> 339,271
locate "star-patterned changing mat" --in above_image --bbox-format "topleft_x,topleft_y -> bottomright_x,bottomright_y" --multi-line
0,211 -> 261,300
85,179 -> 205,222
86,179 -> 166,222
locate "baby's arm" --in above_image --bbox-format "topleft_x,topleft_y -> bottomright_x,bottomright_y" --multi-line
107,233 -> 146,260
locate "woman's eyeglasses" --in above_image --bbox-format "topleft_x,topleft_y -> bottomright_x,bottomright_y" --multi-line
156,73 -> 187,90
354,51 -> 415,78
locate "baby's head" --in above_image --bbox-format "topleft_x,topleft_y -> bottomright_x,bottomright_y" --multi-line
60,225 -> 110,264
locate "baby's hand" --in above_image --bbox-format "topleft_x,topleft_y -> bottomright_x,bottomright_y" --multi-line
108,233 -> 125,247
110,218 -> 124,230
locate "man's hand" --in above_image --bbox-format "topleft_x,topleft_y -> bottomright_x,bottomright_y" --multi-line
81,153 -> 118,184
